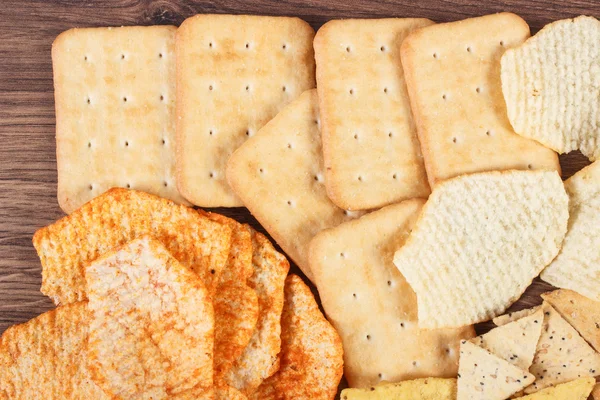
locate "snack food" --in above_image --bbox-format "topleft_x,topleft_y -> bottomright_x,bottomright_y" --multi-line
393,170 -> 568,328
515,377 -> 595,400
0,302 -> 108,399
227,89 -> 359,281
225,229 -> 290,394
593,383 -> 600,400
314,18 -> 432,210
493,306 -> 541,326
457,340 -> 535,400
541,160 -> 600,301
310,199 -> 474,388
33,188 -> 231,304
401,13 -> 560,187
250,274 -> 343,399
176,14 -> 316,207
86,237 -> 214,398
501,16 -> 600,160
52,26 -> 189,214
340,377 -> 457,400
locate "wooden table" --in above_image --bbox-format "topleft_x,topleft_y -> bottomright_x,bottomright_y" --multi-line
0,0 -> 597,338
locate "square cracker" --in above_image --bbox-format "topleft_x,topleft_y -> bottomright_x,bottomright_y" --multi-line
226,89 -> 360,282
314,18 -> 432,210
401,13 -> 560,188
176,14 -> 316,207
309,199 -> 474,388
52,26 -> 188,214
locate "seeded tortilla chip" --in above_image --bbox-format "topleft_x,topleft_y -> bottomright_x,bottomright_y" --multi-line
515,377 -> 595,399
33,188 -> 231,305
0,302 -> 109,399
250,274 -> 344,400
525,303 -> 600,393
340,378 -> 457,400
225,229 -> 290,394
86,237 -> 214,398
493,306 -> 541,327
457,340 -> 534,400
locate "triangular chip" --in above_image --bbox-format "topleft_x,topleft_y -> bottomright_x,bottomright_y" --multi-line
340,378 -> 457,400
250,275 -> 344,400
33,188 -> 231,305
493,306 -> 541,326
471,308 -> 544,370
541,289 -> 600,353
86,237 -> 214,398
525,303 -> 600,393
514,377 -> 595,400
0,303 -> 109,399
457,340 -> 535,400
225,230 -> 290,394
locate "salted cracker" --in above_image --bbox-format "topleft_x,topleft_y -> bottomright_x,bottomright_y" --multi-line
250,274 -> 344,400
340,378 -> 456,400
393,170 -> 568,328
176,14 -> 316,207
225,229 -> 289,394
227,89 -> 360,281
401,13 -> 559,188
309,199 -> 474,388
493,306 -> 541,327
515,377 -> 595,400
501,16 -> 600,160
541,160 -> 600,301
314,18 -> 432,210
32,188 -> 231,305
52,26 -> 188,214
0,303 -> 109,399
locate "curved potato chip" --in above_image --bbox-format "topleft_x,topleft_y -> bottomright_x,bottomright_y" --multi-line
216,385 -> 247,400
86,237 -> 214,399
225,229 -> 289,394
251,274 -> 344,400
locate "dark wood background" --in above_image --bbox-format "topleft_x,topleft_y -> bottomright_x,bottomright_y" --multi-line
0,0 -> 597,339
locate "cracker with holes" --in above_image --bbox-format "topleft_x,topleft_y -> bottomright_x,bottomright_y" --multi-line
401,13 -> 560,187
340,378 -> 457,400
0,303 -> 109,399
501,16 -> 600,160
541,160 -> 600,301
393,170 -> 568,328
227,89 -> 360,281
309,199 -> 474,388
52,26 -> 188,213
176,14 -> 316,207
249,275 -> 344,400
33,188 -> 231,305
314,18 -> 432,210
515,377 -> 596,400
225,229 -> 289,394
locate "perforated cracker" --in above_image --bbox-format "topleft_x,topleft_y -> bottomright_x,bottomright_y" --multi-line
541,160 -> 600,301
501,16 -> 600,160
309,199 -> 474,388
250,274 -> 344,400
176,14 -> 316,207
33,188 -> 231,305
401,13 -> 560,187
52,26 -> 188,214
0,303 -> 109,399
86,237 -> 214,398
225,229 -> 289,394
227,89 -> 360,282
314,18 -> 432,210
393,170 -> 568,328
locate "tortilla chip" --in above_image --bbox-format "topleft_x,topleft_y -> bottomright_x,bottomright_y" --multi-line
340,378 -> 457,399
471,308 -> 544,370
457,340 -> 534,400
542,289 -> 600,353
250,274 -> 344,399
515,377 -> 595,399
225,229 -> 290,394
33,188 -> 231,305
0,302 -> 109,399
493,306 -> 541,327
86,237 -> 214,398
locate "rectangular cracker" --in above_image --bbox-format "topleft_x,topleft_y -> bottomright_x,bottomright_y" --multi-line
176,14 -> 316,207
309,199 -> 474,388
314,18 -> 432,210
52,26 -> 188,214
401,13 -> 560,187
226,89 -> 360,281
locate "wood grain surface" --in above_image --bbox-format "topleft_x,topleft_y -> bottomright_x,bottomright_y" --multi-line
0,0 -> 597,340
